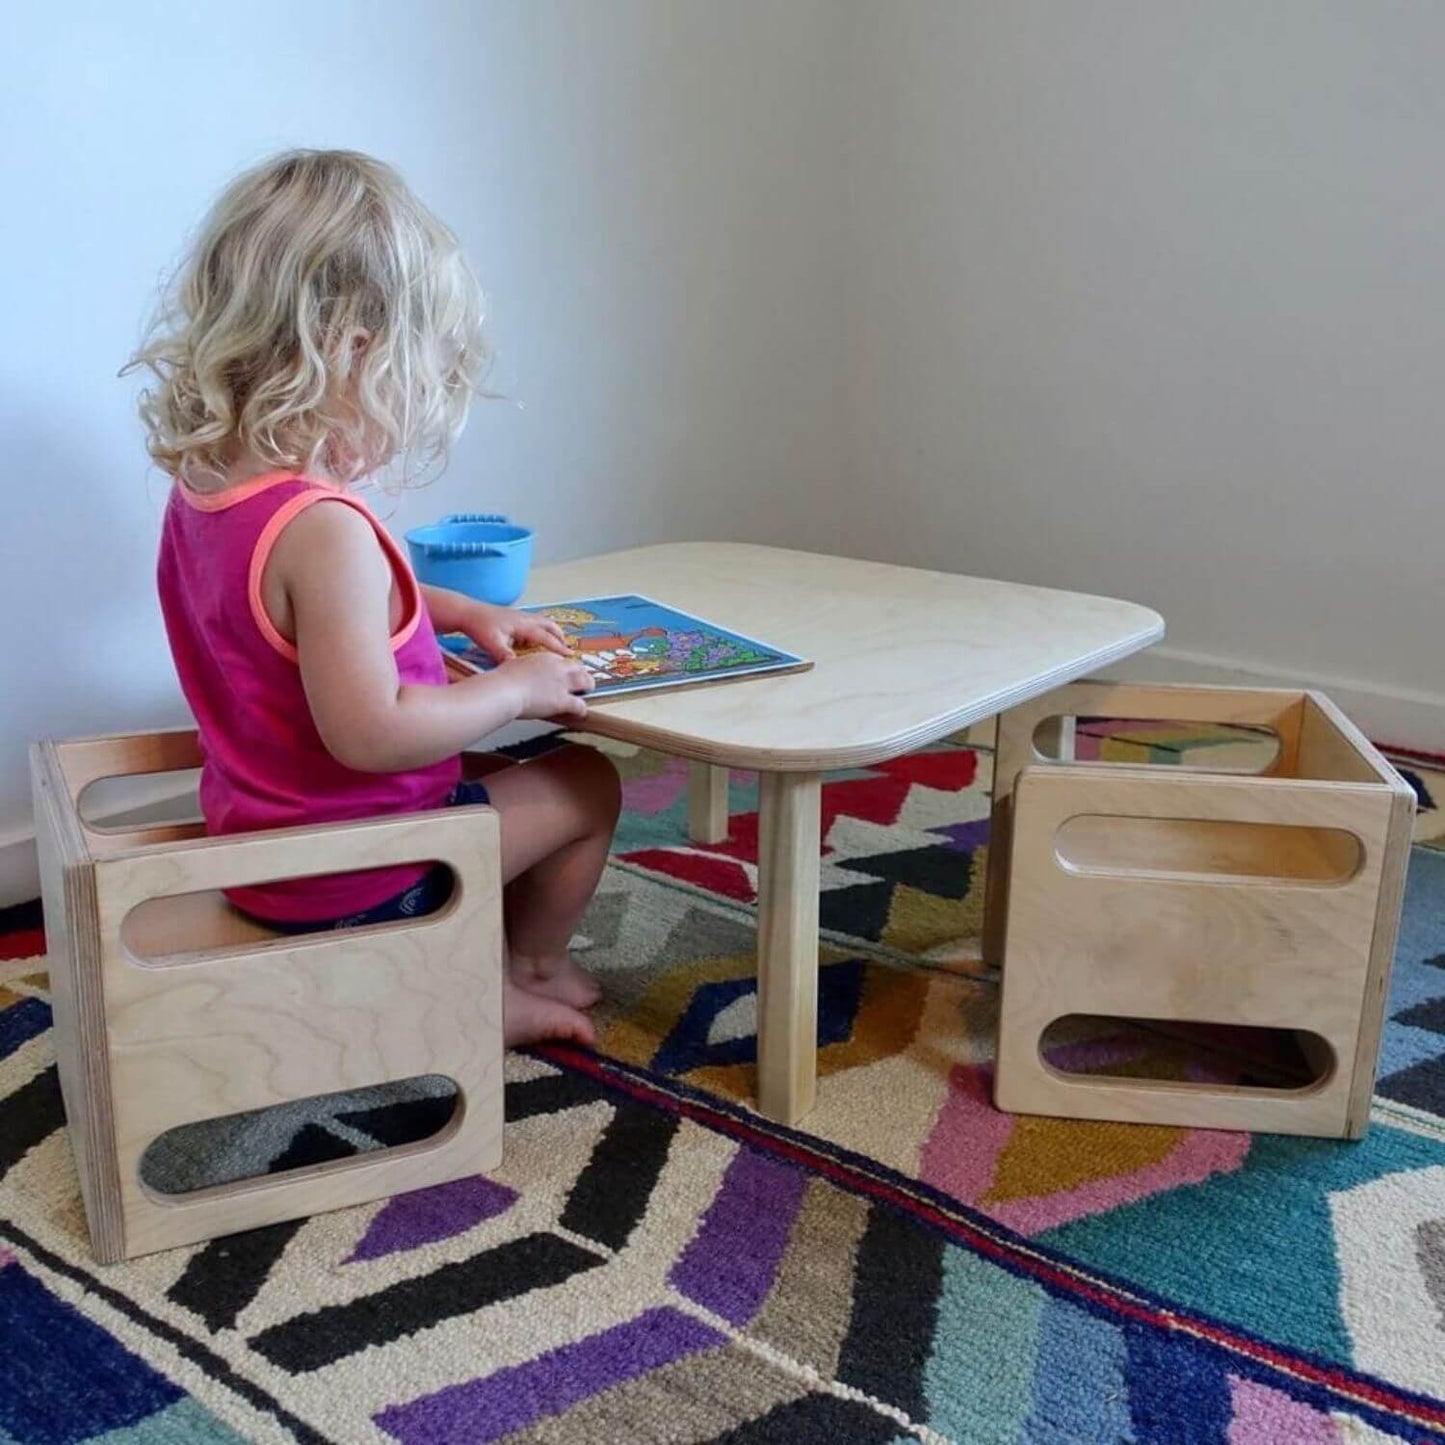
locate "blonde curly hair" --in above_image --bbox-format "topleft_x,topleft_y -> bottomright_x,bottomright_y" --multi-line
125,149 -> 487,488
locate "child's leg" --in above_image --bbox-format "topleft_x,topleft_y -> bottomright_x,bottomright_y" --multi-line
481,744 -> 622,1012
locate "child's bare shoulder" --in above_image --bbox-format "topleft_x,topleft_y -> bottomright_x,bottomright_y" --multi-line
269,497 -> 390,594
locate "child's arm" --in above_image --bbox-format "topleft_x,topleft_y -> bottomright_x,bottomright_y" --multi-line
267,503 -> 593,773
420,584 -> 572,662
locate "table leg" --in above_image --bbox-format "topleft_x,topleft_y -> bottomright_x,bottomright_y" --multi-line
1035,713 -> 1077,762
687,762 -> 730,845
756,771 -> 822,1124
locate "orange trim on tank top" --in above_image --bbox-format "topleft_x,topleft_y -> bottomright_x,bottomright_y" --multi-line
176,470 -> 336,512
246,490 -> 424,662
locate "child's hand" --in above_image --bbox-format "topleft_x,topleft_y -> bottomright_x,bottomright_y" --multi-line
465,603 -> 572,663
498,651 -> 595,722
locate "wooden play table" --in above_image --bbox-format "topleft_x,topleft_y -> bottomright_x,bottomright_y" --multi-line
524,543 -> 1164,1123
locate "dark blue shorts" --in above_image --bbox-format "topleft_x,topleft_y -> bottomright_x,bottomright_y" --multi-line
261,779 -> 491,935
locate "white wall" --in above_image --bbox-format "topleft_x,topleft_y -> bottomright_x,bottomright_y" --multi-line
6,3 -> 1443,905
846,1 -> 1445,746
1,0 -> 848,901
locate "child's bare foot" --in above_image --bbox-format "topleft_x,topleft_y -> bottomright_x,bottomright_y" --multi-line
511,952 -> 603,1010
503,977 -> 596,1048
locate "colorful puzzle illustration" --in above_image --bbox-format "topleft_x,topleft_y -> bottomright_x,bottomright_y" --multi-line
443,594 -> 807,698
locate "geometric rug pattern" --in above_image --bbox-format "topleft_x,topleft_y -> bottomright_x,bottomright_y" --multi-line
2,729 -> 1444,1441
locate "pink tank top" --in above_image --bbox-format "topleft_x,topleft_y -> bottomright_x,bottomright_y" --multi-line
157,472 -> 461,923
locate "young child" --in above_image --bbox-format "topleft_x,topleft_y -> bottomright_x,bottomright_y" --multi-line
126,149 -> 619,1047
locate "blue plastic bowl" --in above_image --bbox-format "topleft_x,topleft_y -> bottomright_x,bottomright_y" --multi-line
405,513 -> 535,606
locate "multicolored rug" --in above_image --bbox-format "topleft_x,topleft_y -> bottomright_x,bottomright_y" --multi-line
2,727 -> 1444,1442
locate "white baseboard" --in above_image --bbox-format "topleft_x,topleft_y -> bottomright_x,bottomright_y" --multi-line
1101,645 -> 1445,756
0,823 -> 40,913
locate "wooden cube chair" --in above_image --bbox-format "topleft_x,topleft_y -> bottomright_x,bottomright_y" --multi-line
31,729 -> 504,1262
985,684 -> 1415,1139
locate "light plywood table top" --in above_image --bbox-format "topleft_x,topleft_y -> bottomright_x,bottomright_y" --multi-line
526,542 -> 1164,769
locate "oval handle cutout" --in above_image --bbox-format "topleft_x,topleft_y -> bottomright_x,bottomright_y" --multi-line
1039,1016 -> 1333,1093
1032,717 -> 1281,775
78,767 -> 203,834
1054,815 -> 1362,886
141,1075 -> 460,1196
121,864 -> 458,966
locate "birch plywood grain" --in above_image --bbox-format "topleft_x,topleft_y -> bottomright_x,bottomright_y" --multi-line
33,743 -> 122,1254
31,734 -> 505,1262
525,544 -> 1164,772
984,683 -> 1309,968
990,688 -> 1415,1138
